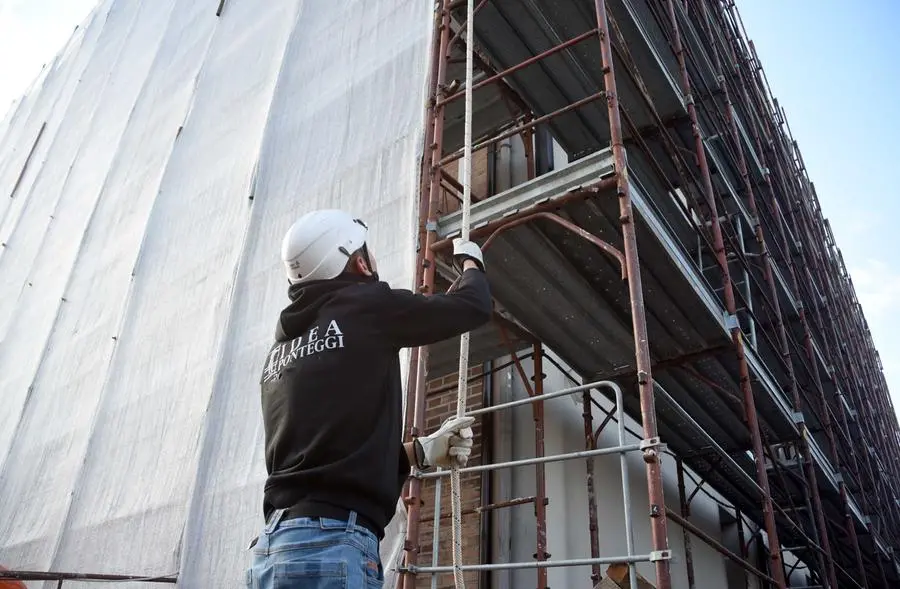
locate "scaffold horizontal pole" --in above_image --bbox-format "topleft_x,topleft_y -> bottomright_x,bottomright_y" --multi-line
436,28 -> 598,107
0,571 -> 176,583
416,443 -> 647,479
466,379 -> 608,416
403,552 -> 669,574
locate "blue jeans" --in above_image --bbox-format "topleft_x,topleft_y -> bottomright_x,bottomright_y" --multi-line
246,508 -> 384,588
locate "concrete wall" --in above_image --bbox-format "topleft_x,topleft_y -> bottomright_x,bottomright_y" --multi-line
420,353 -> 766,589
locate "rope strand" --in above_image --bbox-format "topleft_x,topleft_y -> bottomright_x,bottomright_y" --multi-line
450,1 -> 475,587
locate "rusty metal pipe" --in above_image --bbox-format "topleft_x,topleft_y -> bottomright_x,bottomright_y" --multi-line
533,345 -> 549,589
594,1 -> 672,587
582,391 -> 602,585
439,91 -> 607,166
666,509 -> 776,585
423,495 -> 537,521
480,211 -> 626,278
441,168 -> 483,203
724,12 -> 887,566
0,571 -> 175,583
735,508 -> 751,589
401,3 -> 454,586
447,0 -> 490,48
698,3 -> 845,585
437,28 -> 599,107
427,349 -> 532,397
661,1 -> 785,586
429,176 -> 616,246
801,441 -> 840,589
496,325 -> 549,588
676,459 -> 696,589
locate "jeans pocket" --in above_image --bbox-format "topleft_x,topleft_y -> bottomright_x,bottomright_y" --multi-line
274,560 -> 348,589
363,558 -> 384,589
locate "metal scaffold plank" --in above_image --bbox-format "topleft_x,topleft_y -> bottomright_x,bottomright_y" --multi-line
437,148 -> 616,239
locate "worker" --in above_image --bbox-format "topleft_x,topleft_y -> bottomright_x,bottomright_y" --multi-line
245,209 -> 492,588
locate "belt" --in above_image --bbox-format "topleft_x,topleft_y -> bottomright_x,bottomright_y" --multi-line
248,502 -> 382,549
283,502 -> 381,539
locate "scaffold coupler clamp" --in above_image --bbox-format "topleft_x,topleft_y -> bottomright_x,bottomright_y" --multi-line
640,436 -> 665,464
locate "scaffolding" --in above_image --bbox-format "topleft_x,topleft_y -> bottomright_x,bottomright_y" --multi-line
400,1 -> 900,588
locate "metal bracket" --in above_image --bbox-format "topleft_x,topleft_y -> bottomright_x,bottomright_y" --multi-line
425,220 -> 438,232
640,437 -> 665,464
640,437 -> 662,450
791,411 -> 805,425
650,550 -> 673,562
834,474 -> 843,485
723,313 -> 740,331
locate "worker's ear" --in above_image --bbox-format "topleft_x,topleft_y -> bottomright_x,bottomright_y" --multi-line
352,254 -> 373,277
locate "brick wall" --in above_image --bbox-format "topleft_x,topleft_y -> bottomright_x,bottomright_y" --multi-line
438,146 -> 491,217
415,365 -> 486,589
412,145 -> 492,588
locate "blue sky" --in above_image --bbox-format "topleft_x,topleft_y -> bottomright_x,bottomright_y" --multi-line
1,1 -> 898,418
738,0 -> 900,418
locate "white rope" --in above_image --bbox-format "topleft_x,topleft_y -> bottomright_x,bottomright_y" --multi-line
450,1 -> 475,588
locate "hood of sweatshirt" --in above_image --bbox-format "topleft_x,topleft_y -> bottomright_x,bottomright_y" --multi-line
275,272 -> 374,341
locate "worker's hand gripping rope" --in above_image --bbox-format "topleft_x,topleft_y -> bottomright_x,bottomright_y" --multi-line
414,416 -> 476,468
452,238 -> 485,273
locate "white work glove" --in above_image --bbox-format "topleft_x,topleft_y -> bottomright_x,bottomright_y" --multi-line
414,416 -> 475,469
452,238 -> 485,273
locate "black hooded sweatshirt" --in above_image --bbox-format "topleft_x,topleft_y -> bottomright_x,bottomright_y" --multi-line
259,267 -> 492,538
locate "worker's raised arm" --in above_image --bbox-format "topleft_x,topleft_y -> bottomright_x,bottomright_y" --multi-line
371,240 -> 492,348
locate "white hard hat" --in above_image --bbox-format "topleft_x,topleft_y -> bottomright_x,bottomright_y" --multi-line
281,209 -> 368,284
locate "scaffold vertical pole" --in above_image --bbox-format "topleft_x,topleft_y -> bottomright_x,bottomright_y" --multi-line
593,2 -> 672,587
582,391 -> 602,586
676,459 -> 696,589
659,0 -> 787,585
613,383 -> 640,589
402,2 -> 453,587
532,345 -> 549,589
697,2 -> 844,585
